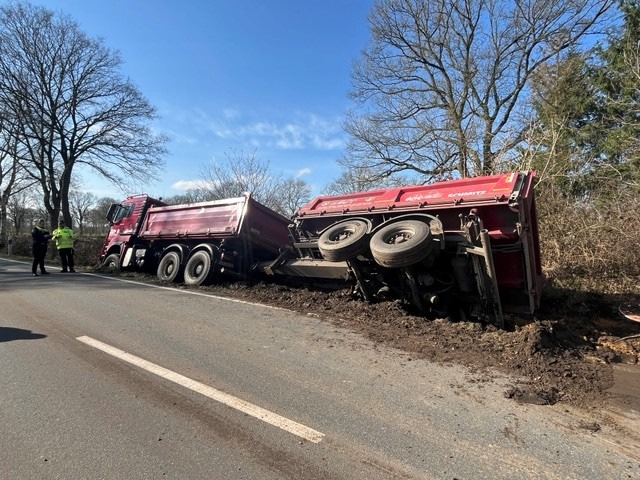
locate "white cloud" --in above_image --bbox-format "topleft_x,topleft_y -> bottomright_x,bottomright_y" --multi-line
166,106 -> 345,151
295,168 -> 312,178
170,179 -> 224,192
170,179 -> 206,191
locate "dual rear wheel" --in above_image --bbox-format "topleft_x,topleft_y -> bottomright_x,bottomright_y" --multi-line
156,250 -> 214,286
369,220 -> 434,268
317,218 -> 434,268
317,220 -> 369,262
183,251 -> 213,286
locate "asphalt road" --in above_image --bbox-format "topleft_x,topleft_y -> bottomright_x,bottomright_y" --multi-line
1,258 -> 638,479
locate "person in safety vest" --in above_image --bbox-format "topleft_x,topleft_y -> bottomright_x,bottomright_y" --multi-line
31,218 -> 51,276
51,219 -> 78,273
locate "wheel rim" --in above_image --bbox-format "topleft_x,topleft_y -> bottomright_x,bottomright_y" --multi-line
162,258 -> 177,276
329,226 -> 357,243
382,226 -> 415,245
158,252 -> 182,282
193,262 -> 204,277
185,252 -> 211,285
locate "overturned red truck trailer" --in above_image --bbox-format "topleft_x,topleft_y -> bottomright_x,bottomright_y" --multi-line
100,171 -> 542,327
266,171 -> 543,327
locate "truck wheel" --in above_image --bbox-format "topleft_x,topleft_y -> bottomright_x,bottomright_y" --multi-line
102,253 -> 120,272
318,220 -> 369,262
184,251 -> 213,286
157,251 -> 183,283
370,220 -> 434,268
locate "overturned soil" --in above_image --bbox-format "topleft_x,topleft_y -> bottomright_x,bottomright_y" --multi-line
107,269 -> 640,412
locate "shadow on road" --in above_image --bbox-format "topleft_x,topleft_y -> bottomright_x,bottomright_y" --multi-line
0,327 -> 47,342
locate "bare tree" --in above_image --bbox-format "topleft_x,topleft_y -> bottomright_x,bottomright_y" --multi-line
0,114 -> 35,241
0,129 -> 20,240
200,149 -> 282,204
278,178 -> 312,216
0,2 -> 167,229
199,149 -> 311,216
342,0 -> 615,181
87,196 -> 119,235
69,191 -> 97,235
322,166 -> 411,195
6,190 -> 34,234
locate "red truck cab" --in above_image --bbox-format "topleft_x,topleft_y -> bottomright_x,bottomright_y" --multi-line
101,195 -> 167,269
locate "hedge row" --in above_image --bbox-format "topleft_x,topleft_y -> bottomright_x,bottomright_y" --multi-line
4,234 -> 105,268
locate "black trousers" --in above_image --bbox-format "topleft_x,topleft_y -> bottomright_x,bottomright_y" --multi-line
58,248 -> 75,271
32,245 -> 48,274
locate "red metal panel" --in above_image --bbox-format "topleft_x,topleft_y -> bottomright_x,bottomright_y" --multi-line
101,195 -> 155,254
241,198 -> 292,251
298,172 -> 521,216
140,198 -> 245,238
118,195 -> 152,235
136,195 -> 292,255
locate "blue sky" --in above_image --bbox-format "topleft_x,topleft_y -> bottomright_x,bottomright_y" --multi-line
34,0 -> 374,199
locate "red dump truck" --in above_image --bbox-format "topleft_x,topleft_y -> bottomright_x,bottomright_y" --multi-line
100,171 -> 542,326
266,170 -> 542,326
100,194 -> 291,285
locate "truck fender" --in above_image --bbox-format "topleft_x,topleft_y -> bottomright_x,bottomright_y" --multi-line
189,243 -> 220,261
101,244 -> 122,263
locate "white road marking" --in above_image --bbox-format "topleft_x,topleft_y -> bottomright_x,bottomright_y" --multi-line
76,335 -> 324,443
82,272 -> 290,311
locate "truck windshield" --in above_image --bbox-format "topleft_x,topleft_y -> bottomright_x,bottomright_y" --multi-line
106,203 -> 133,224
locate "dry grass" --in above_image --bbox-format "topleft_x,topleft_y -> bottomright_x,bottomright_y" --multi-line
537,194 -> 640,295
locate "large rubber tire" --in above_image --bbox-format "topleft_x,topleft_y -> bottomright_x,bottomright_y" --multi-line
318,220 -> 369,262
184,251 -> 213,286
370,220 -> 434,268
157,251 -> 183,283
102,253 -> 120,272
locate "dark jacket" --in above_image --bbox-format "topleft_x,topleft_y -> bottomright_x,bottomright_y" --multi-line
32,225 -> 50,249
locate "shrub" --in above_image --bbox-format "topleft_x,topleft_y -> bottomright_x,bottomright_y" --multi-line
537,194 -> 640,294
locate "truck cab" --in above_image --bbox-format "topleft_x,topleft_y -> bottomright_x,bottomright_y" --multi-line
100,195 -> 167,269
